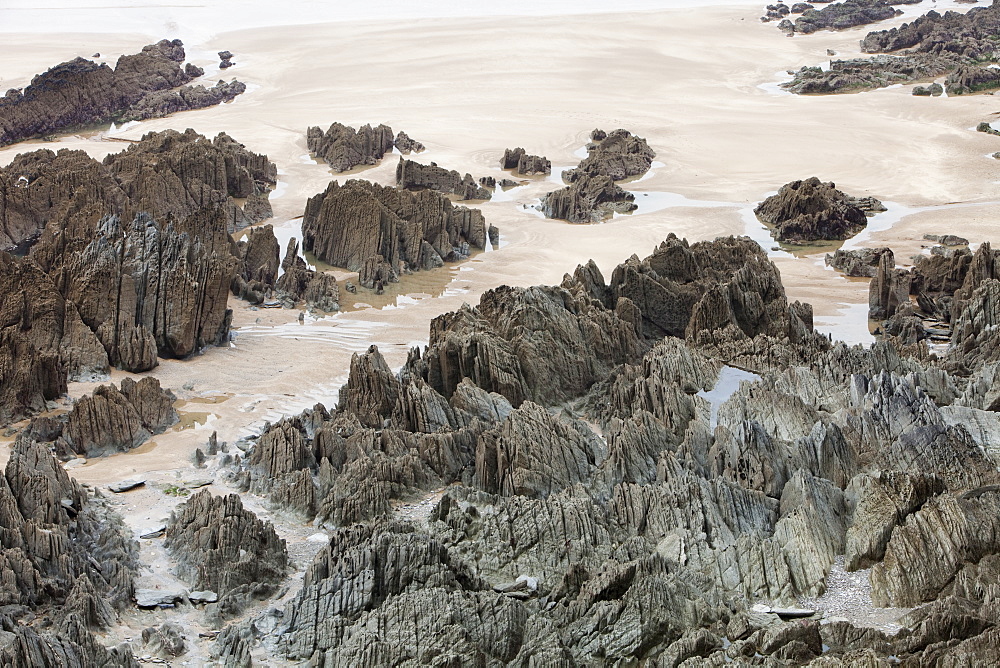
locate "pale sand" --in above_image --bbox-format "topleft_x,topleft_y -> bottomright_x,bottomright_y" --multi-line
1,6 -> 998,656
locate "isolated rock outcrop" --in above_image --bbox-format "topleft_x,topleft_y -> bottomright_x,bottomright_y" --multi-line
755,177 -> 881,243
274,239 -> 341,312
540,129 -> 655,223
501,147 -> 551,175
307,122 -> 424,171
789,0 -> 900,34
396,158 -> 492,200
302,179 -> 487,288
0,39 -> 245,147
232,224 -> 280,304
825,247 -> 892,277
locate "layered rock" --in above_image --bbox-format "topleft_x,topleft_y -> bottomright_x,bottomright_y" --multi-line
306,122 -> 423,172
0,39 -> 245,147
500,147 -> 551,175
540,128 -> 654,223
164,490 -> 289,614
301,179 -> 487,288
789,0 -> 900,34
0,437 -> 139,663
396,158 -> 492,200
232,224 -> 280,304
18,376 -> 178,458
274,239 -> 341,312
825,247 -> 892,277
755,177 -> 882,243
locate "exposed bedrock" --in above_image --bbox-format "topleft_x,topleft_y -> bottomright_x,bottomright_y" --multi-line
500,147 -> 551,175
788,0 -> 901,35
785,2 -> 1000,94
274,238 -> 342,312
232,223 -> 280,304
825,246 -> 892,277
540,128 -> 654,223
396,158 -> 492,200
306,122 -> 423,172
0,437 -> 140,664
754,177 -> 883,243
219,232 -> 1000,665
36,210 -> 240,368
301,178 -> 487,288
0,128 -> 275,252
17,376 -> 177,458
164,490 -> 289,616
0,39 -> 246,148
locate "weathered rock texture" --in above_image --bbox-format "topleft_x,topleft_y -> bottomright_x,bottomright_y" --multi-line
784,2 -> 1000,94
0,39 -> 245,147
501,147 -> 551,175
396,158 -> 492,200
0,129 -> 274,424
306,122 -> 423,172
755,177 -> 883,243
541,128 -> 654,223
275,238 -> 341,311
0,436 -> 139,664
164,490 -> 288,615
301,179 -> 487,288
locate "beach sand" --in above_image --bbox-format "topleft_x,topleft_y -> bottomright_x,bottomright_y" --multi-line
1,2 -> 997,657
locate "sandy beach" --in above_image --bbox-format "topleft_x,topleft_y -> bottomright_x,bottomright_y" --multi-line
2,1 -> 998,660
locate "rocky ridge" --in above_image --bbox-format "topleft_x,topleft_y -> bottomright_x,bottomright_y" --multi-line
306,122 -> 424,172
0,39 -> 245,147
396,158 -> 492,200
783,2 -> 1000,94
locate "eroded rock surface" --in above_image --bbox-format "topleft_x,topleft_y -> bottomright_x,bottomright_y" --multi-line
307,122 -> 423,171
755,177 -> 882,243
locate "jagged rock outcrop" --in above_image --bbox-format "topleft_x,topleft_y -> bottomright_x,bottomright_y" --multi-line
0,437 -> 139,664
274,239 -> 340,311
36,210 -> 240,368
0,39 -> 245,147
0,251 -> 109,425
301,179 -> 487,287
396,158 -> 492,200
755,177 -> 881,243
164,490 -> 288,614
54,377 -> 177,458
306,122 -> 424,171
540,129 -> 654,223
825,247 -> 892,277
232,224 -> 280,304
0,129 -> 274,253
869,250 -> 910,320
500,147 -> 551,175
785,2 -> 1000,94
789,0 -> 900,34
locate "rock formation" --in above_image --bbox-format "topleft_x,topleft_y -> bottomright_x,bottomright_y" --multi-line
0,436 -> 140,664
0,39 -> 245,147
784,2 -> 1000,94
306,122 -> 424,172
217,232 -> 1000,665
17,376 -> 177,458
396,158 -> 492,200
164,490 -> 289,617
500,147 -> 551,175
232,224 -> 280,304
275,238 -> 342,311
540,128 -> 654,223
755,177 -> 883,243
301,179 -> 488,288
826,247 -> 892,277
787,0 -> 901,34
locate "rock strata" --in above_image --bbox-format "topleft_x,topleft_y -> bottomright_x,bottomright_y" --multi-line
306,122 -> 424,172
755,177 -> 881,242
302,178 -> 488,288
501,147 -> 551,175
540,129 -> 654,223
0,40 -> 245,147
396,158 -> 492,200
